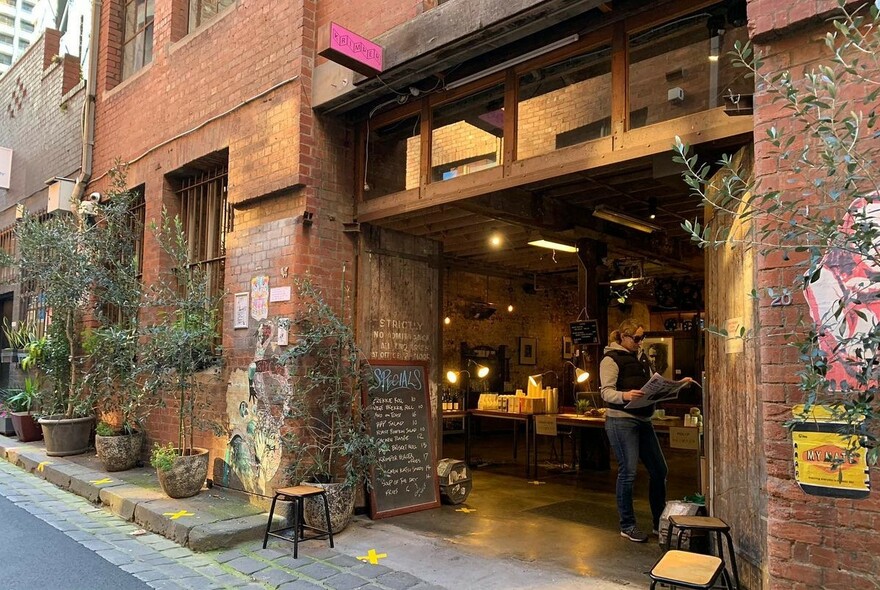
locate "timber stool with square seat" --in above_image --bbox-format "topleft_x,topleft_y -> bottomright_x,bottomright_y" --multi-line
668,515 -> 739,590
263,485 -> 334,558
648,550 -> 725,589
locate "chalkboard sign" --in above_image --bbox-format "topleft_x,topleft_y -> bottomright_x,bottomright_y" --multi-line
570,320 -> 600,345
366,360 -> 440,519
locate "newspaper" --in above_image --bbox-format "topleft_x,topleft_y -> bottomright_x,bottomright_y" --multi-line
624,373 -> 698,409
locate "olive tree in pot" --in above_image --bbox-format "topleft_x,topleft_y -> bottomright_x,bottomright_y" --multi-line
278,276 -> 383,534
13,198 -> 104,455
143,210 -> 222,498
83,174 -> 154,472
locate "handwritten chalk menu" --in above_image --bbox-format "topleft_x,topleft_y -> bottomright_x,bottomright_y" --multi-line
366,360 -> 440,518
570,320 -> 600,345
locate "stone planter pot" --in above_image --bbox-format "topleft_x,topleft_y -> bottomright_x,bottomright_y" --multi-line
95,431 -> 143,472
157,448 -> 209,499
39,415 -> 94,456
10,412 -> 43,442
302,480 -> 356,534
0,415 -> 15,436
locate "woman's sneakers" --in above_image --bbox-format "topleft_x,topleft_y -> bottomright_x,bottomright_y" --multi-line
620,527 -> 649,542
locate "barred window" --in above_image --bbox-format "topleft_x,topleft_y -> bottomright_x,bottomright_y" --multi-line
188,0 -> 235,33
0,224 -> 15,287
122,0 -> 154,80
176,165 -> 230,337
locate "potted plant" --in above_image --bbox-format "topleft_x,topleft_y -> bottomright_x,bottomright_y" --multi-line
15,202 -> 99,455
278,276 -> 383,534
84,174 -> 153,472
143,210 -> 222,498
2,318 -> 32,364
5,379 -> 43,442
0,390 -> 15,435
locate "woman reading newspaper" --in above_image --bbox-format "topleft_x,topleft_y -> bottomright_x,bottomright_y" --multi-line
599,318 -> 667,543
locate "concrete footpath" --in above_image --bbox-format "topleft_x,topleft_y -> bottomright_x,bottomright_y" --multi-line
0,435 -> 630,589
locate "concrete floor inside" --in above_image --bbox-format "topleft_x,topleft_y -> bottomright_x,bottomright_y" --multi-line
380,426 -> 701,587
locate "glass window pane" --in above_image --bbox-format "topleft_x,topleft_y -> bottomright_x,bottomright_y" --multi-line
366,114 -> 421,199
431,84 -> 505,182
517,45 -> 612,160
146,0 -> 154,19
122,40 -> 135,79
629,6 -> 750,128
135,0 -> 146,29
133,32 -> 144,70
124,0 -> 136,41
144,23 -> 153,66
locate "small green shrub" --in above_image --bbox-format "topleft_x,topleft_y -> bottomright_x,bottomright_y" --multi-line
95,421 -> 117,437
150,442 -> 177,472
575,399 -> 591,415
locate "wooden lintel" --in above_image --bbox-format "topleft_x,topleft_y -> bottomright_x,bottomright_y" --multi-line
356,109 -> 751,224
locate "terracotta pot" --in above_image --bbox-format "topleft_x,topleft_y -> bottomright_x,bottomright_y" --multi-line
95,431 -> 143,472
301,480 -> 355,534
10,412 -> 43,442
157,448 -> 209,498
39,415 -> 94,456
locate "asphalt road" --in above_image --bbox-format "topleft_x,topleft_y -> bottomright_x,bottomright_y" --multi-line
0,492 -> 150,590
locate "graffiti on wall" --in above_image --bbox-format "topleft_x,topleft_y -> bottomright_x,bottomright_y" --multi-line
221,319 -> 290,494
804,197 -> 880,390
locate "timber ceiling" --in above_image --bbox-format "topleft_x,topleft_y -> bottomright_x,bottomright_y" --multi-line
370,143 -> 746,281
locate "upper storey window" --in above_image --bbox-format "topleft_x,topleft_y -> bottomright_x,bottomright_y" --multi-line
189,0 -> 235,33
122,0 -> 154,80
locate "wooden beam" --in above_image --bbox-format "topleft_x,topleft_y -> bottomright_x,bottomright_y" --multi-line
356,108 -> 752,223
611,21 -> 628,141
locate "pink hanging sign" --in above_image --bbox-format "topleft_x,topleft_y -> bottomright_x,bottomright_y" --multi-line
319,22 -> 384,77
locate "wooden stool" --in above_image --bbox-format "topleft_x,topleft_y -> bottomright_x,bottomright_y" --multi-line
263,485 -> 334,558
649,550 -> 724,589
668,515 -> 739,589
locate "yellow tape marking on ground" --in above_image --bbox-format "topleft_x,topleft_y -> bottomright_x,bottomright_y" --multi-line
455,507 -> 477,513
37,461 -> 52,472
90,478 -> 113,485
357,549 -> 388,565
163,510 -> 195,520
527,480 -> 546,485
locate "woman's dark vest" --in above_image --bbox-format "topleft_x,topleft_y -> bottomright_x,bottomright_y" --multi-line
604,349 -> 654,417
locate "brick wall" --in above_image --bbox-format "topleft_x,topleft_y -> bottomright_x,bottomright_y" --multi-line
442,270 -> 579,393
752,6 -> 880,589
0,28 -> 85,308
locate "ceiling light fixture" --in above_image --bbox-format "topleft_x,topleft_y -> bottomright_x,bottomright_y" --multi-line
648,197 -> 658,220
490,233 -> 503,247
446,34 -> 580,90
527,238 -> 578,253
593,205 -> 663,234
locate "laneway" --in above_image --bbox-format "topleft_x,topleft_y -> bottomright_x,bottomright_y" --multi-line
0,491 -> 150,589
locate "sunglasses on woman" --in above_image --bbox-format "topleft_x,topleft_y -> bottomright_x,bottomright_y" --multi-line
626,334 -> 644,343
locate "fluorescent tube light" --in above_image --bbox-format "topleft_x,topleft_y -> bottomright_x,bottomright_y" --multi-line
446,34 -> 580,90
527,239 -> 578,253
593,205 -> 662,234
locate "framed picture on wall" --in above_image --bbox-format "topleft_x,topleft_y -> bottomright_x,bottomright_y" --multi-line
642,337 -> 674,380
562,336 -> 573,360
519,337 -> 537,365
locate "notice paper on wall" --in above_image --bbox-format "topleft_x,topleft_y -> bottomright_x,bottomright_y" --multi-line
624,373 -> 699,409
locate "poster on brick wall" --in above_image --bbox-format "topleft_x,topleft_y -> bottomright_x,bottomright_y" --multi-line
250,275 -> 269,320
0,147 -> 11,189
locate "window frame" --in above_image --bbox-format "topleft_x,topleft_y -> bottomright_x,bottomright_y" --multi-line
121,0 -> 155,80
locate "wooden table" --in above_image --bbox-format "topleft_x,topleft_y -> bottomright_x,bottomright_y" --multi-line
465,409 -> 535,478
538,414 -> 695,474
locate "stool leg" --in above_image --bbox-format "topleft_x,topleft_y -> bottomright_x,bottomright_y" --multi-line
263,494 -> 279,549
720,567 -> 734,590
293,497 -> 301,559
674,525 -> 684,550
322,493 -> 335,549
723,531 -> 740,590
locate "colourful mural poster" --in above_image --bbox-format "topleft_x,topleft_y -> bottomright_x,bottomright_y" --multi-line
250,275 -> 269,320
792,405 -> 870,499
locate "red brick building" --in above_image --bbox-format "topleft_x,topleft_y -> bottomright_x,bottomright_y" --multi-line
1,0 -> 875,587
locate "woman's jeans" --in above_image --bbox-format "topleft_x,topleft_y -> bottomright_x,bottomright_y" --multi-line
605,416 -> 668,532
